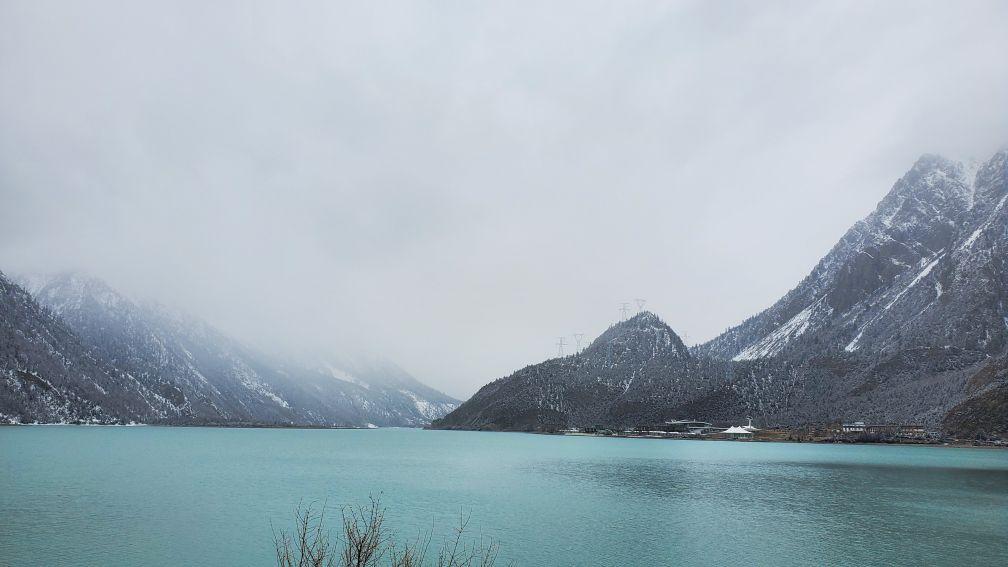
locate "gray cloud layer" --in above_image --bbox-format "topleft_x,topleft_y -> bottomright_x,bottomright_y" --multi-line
2,1 -> 1006,397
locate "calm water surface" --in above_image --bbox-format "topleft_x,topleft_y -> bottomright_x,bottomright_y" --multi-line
1,427 -> 1006,566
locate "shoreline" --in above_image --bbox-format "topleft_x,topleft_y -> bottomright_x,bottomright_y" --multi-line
428,426 -> 1007,448
0,422 -> 396,430
4,422 -> 1004,448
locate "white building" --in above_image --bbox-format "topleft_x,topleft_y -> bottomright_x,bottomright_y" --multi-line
842,421 -> 866,433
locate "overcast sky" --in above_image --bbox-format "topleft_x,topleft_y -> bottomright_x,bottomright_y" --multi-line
1,1 -> 1006,398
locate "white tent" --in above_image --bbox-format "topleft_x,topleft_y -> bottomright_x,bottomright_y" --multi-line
722,426 -> 753,438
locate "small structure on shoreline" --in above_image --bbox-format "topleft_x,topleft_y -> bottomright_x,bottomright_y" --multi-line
721,426 -> 754,439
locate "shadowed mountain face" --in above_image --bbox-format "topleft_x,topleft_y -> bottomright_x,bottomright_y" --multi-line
436,150 -> 1008,433
1,272 -> 457,426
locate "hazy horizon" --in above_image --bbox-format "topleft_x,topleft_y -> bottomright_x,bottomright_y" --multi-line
2,1 -> 1007,398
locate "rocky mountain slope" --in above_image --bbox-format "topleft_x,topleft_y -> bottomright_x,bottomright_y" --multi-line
700,151 -> 1007,361
690,149 -> 1008,429
1,274 -> 154,424
434,312 -> 733,430
2,272 -> 457,426
436,149 -> 1008,433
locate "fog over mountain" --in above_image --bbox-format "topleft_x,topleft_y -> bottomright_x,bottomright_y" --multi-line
2,1 -> 1007,398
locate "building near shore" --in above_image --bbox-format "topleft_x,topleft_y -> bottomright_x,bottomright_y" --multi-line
839,422 -> 926,438
634,420 -> 716,435
865,423 -> 926,438
842,421 -> 866,434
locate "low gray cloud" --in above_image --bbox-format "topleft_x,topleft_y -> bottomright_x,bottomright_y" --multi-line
2,0 -> 1006,397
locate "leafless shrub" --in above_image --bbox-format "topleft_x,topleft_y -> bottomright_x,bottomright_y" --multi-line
340,495 -> 387,567
272,499 -> 336,567
433,509 -> 502,567
272,495 -> 509,567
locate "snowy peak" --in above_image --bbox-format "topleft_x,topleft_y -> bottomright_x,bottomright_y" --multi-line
434,310 -> 704,430
590,311 -> 690,360
21,272 -> 129,316
870,153 -> 970,233
909,153 -> 960,175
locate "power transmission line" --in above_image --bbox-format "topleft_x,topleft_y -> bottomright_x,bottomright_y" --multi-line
573,332 -> 585,352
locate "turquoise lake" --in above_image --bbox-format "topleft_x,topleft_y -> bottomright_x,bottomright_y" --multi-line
1,427 -> 1006,566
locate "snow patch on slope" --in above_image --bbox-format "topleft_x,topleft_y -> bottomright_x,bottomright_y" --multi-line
322,363 -> 371,389
959,194 -> 1008,250
883,252 -> 943,311
233,364 -> 290,409
734,298 -> 828,361
400,389 -> 457,420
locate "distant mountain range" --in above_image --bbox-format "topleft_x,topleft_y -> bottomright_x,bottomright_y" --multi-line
1,272 -> 457,426
435,149 -> 1008,437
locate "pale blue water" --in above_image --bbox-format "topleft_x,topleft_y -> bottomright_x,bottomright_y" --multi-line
1,427 -> 1006,566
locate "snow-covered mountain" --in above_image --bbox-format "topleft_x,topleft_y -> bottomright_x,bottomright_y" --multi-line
1,272 -> 458,426
686,149 -> 1008,435
1,273 -> 152,424
437,149 -> 1008,435
700,151 -> 1008,362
